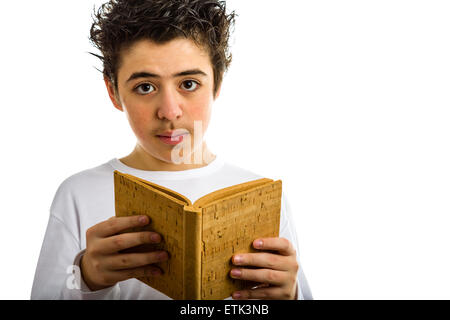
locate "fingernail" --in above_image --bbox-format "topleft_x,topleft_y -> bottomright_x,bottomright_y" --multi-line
151,234 -> 160,242
139,216 -> 148,224
233,255 -> 242,264
231,269 -> 241,277
254,240 -> 263,248
233,292 -> 241,299
159,252 -> 168,261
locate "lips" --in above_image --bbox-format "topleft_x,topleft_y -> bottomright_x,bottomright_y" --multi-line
156,130 -> 187,138
157,134 -> 185,145
155,130 -> 189,146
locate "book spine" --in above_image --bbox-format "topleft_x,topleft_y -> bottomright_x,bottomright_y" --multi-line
182,205 -> 202,300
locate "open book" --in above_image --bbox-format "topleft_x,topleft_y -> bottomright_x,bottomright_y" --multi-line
114,170 -> 282,300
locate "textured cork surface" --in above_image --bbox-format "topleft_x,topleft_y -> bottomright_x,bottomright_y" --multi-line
114,170 -> 282,300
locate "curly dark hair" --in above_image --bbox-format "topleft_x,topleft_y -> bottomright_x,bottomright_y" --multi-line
89,0 -> 237,98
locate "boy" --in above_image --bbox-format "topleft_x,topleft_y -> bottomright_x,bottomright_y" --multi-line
31,0 -> 312,300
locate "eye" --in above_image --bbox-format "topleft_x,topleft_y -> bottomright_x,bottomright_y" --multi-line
181,80 -> 200,92
135,83 -> 155,95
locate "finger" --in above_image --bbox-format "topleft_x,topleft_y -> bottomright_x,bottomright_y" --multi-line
99,231 -> 162,254
232,252 -> 292,271
230,267 -> 287,286
114,265 -> 163,283
232,286 -> 293,300
253,237 -> 296,256
91,215 -> 150,238
105,251 -> 169,271
100,265 -> 163,286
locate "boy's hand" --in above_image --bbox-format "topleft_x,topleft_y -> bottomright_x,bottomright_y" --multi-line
230,237 -> 299,300
80,215 -> 168,291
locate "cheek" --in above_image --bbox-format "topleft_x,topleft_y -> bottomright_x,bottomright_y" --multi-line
124,106 -> 152,136
189,100 -> 212,128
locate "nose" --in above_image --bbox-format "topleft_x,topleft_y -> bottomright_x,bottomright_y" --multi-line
156,87 -> 183,121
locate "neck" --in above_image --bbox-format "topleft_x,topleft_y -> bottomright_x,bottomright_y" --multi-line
119,143 -> 216,171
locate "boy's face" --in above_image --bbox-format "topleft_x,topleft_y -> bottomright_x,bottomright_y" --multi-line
105,37 -> 220,168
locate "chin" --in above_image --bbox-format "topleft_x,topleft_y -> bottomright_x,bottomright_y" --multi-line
154,148 -> 190,165
143,137 -> 203,165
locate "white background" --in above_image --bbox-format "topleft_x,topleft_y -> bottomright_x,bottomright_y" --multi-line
0,0 -> 449,299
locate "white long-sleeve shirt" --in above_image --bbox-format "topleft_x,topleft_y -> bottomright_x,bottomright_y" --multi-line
31,155 -> 312,300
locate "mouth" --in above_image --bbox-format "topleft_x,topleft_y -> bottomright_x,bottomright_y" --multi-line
156,130 -> 189,138
156,133 -> 187,145
156,134 -> 184,138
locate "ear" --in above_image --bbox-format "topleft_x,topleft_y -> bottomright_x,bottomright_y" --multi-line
214,83 -> 222,101
104,76 -> 123,112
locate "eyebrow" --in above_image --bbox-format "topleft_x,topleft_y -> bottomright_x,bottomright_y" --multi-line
126,69 -> 208,83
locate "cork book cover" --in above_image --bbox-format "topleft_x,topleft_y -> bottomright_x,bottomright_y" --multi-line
113,170 -> 282,300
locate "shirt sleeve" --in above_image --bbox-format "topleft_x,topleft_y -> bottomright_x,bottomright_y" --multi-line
279,191 -> 313,300
30,214 -> 120,300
